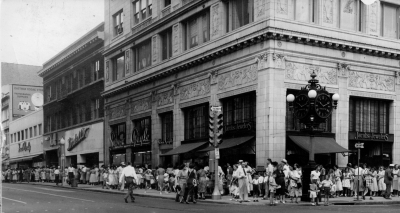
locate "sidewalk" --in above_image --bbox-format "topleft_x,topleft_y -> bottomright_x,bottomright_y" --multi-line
17,181 -> 400,206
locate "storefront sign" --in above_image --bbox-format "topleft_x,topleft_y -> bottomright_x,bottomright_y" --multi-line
18,141 -> 31,153
225,122 -> 254,132
67,127 -> 90,151
354,132 -> 389,141
131,117 -> 151,146
156,139 -> 172,145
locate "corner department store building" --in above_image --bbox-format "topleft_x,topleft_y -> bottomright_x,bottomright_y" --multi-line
102,0 -> 400,168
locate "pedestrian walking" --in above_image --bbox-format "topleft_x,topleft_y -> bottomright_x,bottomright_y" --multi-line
177,164 -> 188,203
378,166 -> 386,195
268,171 -> 278,206
236,160 -> 249,203
119,162 -> 139,203
68,165 -> 74,185
333,165 -> 342,197
321,175 -> 333,206
55,166 -> 60,186
353,165 -> 364,198
342,167 -> 351,196
392,164 -> 399,197
185,164 -> 197,204
90,166 -> 97,185
383,164 -> 394,199
157,165 -> 165,194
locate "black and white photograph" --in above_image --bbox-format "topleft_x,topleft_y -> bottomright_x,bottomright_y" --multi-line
1,0 -> 400,212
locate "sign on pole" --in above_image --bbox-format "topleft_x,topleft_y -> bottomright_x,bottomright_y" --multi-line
215,148 -> 220,159
211,106 -> 222,112
355,143 -> 364,149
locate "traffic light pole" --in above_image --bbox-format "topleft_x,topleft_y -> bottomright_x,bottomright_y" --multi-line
209,107 -> 223,200
211,111 -> 221,200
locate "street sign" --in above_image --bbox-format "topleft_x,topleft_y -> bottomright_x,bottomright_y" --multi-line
211,106 -> 222,112
215,148 -> 220,159
355,143 -> 364,149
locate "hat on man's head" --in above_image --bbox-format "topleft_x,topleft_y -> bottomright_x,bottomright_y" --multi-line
238,160 -> 244,163
121,162 -> 126,166
282,159 -> 287,164
389,164 -> 395,167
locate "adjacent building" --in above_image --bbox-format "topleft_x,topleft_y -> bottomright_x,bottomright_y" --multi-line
38,23 -> 105,168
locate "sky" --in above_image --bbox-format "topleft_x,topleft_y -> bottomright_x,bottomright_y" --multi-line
1,0 -> 104,66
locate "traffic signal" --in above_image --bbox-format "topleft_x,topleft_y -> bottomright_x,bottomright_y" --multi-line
216,112 -> 223,144
209,114 -> 214,146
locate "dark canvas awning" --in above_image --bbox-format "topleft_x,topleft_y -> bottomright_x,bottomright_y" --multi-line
9,154 -> 42,163
199,136 -> 254,152
160,142 -> 207,156
289,136 -> 348,154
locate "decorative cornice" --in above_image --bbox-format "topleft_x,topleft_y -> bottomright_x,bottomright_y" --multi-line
102,27 -> 400,98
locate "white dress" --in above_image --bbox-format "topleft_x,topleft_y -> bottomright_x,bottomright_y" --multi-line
377,170 -> 386,191
370,171 -> 378,192
392,169 -> 399,191
342,172 -> 351,188
334,169 -> 343,191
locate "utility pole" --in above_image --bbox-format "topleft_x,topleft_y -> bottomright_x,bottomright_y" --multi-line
210,106 -> 223,200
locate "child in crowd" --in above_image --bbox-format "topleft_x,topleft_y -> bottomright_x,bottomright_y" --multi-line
321,175 -> 333,206
309,180 -> 319,206
258,172 -> 264,198
102,168 -> 109,189
342,167 -> 351,197
263,172 -> 270,200
169,174 -> 175,192
163,172 -> 170,193
269,172 -> 279,206
252,174 -> 260,202
175,185 -> 182,202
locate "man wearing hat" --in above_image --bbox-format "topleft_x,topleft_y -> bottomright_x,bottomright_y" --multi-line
383,164 -> 394,199
237,160 -> 249,203
119,162 -> 139,203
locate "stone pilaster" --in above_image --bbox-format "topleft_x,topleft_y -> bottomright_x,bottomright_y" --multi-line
125,100 -> 132,164
336,63 -> 350,167
172,84 -> 183,165
210,2 -> 227,41
393,72 -> 400,164
256,51 -> 287,166
151,91 -> 161,166
363,0 -> 380,36
104,106 -> 110,165
125,49 -> 132,76
151,34 -> 161,65
318,0 -> 339,28
172,23 -> 183,57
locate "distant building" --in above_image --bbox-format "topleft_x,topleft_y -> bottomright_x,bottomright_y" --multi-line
1,62 -> 42,86
38,23 -> 105,168
102,0 -> 400,168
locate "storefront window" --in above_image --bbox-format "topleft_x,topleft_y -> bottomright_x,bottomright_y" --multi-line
184,104 -> 208,140
349,97 -> 390,134
110,123 -> 126,147
223,92 -> 256,134
161,112 -> 173,143
131,117 -> 151,146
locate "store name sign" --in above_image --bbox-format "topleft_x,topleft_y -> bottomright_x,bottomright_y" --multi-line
355,132 -> 389,141
67,127 -> 90,151
18,141 -> 31,153
225,122 -> 254,132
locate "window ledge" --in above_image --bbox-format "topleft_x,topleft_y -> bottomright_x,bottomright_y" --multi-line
132,16 -> 153,35
112,33 -> 124,41
161,5 -> 172,18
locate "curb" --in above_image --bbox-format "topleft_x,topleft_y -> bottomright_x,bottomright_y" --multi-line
17,183 -> 400,206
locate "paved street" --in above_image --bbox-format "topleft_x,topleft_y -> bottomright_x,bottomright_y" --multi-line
2,183 -> 400,213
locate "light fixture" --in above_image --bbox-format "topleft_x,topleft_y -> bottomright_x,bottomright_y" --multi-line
286,94 -> 295,102
308,90 -> 317,99
332,93 -> 339,109
310,115 -> 314,122
60,137 -> 65,145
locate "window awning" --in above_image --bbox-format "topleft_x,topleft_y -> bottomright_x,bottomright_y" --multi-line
160,142 -> 207,156
198,136 -> 255,152
289,136 -> 349,154
9,154 -> 42,163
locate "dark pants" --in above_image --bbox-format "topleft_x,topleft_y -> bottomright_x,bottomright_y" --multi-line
68,172 -> 74,185
55,174 -> 60,185
124,177 -> 135,201
384,183 -> 392,198
185,184 -> 195,202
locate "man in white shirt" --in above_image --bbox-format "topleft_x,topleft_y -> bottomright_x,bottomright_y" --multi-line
81,165 -> 87,184
353,165 -> 364,198
68,165 -> 75,186
119,162 -> 139,203
54,166 -> 60,186
237,160 -> 249,203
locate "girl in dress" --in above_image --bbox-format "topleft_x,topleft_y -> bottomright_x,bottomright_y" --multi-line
377,166 -> 386,196
108,166 -> 116,189
342,167 -> 351,197
102,166 -> 110,189
86,167 -> 91,185
40,167 -> 46,182
45,167 -> 50,182
50,167 -> 55,182
12,169 -> 18,183
34,168 -> 40,182
89,167 -> 97,185
370,167 -> 378,197
99,166 -> 104,186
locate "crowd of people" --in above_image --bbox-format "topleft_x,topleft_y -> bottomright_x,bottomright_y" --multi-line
2,160 -> 399,207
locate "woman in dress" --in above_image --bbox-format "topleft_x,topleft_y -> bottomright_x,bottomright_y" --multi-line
86,167 -> 91,185
12,169 -> 18,183
157,165 -> 166,194
333,165 -> 343,197
197,165 -> 207,200
177,164 -> 188,203
95,166 -> 100,185
392,164 -> 399,197
370,167 -> 378,197
50,167 -> 55,182
89,167 -> 97,185
185,164 -> 197,204
99,165 -> 104,186
107,166 -> 116,189
18,168 -> 24,183
377,166 -> 386,196
342,167 -> 351,197
275,163 -> 286,204
289,164 -> 302,203
46,167 -> 51,182
40,167 -> 46,182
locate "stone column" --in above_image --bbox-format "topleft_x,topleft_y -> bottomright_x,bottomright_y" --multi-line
256,51 -> 287,166
210,2 -> 227,41
172,23 -> 183,57
125,100 -> 132,164
393,73 -> 400,163
151,91 -> 161,166
104,106 -> 110,165
172,84 -> 183,165
336,63 -> 350,167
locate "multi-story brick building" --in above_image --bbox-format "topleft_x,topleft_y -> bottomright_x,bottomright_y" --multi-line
38,23 -> 105,168
102,0 -> 400,168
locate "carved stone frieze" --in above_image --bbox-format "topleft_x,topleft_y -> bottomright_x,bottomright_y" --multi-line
131,97 -> 152,114
285,62 -> 337,85
348,71 -> 395,92
211,4 -> 219,37
157,90 -> 174,107
109,105 -> 126,120
323,0 -> 334,24
209,70 -> 218,85
218,64 -> 257,91
395,72 -> 400,85
255,52 -> 268,70
255,0 -> 265,17
276,0 -> 288,15
179,79 -> 210,101
343,0 -> 354,14
273,53 -> 286,69
337,63 -> 351,77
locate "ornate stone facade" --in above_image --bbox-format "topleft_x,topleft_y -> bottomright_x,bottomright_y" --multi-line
211,4 -> 219,38
369,1 -> 379,34
109,105 -> 126,120
218,64 -> 258,91
131,97 -> 152,114
255,0 -> 266,17
276,0 -> 288,15
125,50 -> 130,75
323,0 -> 334,24
172,24 -> 180,55
337,63 -> 351,77
179,79 -> 211,100
273,53 -> 286,69
157,90 -> 174,107
255,52 -> 268,70
348,71 -> 395,92
285,62 -> 338,85
343,0 -> 354,14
